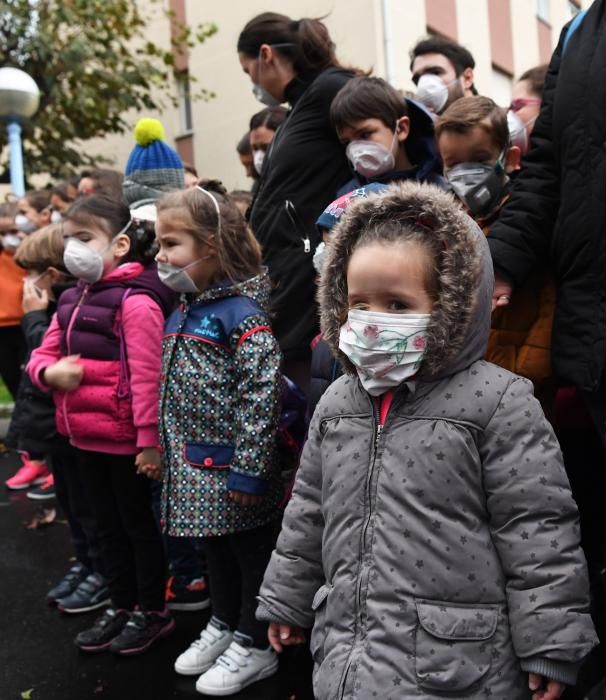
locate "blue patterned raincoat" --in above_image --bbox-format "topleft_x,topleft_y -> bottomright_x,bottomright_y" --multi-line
160,271 -> 283,537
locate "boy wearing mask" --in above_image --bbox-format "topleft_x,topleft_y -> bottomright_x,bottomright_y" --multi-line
436,96 -> 555,413
330,76 -> 443,196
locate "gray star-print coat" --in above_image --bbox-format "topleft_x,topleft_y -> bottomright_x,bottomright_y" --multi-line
257,182 -> 597,699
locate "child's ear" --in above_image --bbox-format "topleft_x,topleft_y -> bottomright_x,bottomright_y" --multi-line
504,145 -> 521,174
113,234 -> 132,259
39,208 -> 52,226
396,116 -> 410,143
47,266 -> 64,284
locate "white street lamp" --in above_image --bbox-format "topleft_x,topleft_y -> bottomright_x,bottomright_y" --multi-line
0,67 -> 40,197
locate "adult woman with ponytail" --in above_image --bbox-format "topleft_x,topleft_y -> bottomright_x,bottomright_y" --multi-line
238,13 -> 355,395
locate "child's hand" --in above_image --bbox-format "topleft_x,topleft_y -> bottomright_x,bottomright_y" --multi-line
135,448 -> 163,481
267,623 -> 306,653
229,490 -> 264,507
529,673 -> 565,700
492,274 -> 513,311
43,355 -> 83,391
22,278 -> 49,313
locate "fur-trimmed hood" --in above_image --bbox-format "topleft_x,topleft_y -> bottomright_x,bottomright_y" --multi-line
319,181 -> 493,381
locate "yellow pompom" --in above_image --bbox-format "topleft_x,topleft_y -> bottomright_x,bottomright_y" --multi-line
134,118 -> 165,147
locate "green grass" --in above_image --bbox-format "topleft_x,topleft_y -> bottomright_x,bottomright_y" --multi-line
0,379 -> 13,405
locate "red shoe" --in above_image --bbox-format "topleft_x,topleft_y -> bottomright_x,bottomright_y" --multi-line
5,455 -> 50,490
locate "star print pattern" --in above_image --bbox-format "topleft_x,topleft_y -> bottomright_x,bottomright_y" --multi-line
258,363 -> 597,699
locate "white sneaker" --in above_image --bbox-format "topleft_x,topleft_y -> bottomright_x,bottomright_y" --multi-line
195,639 -> 279,696
174,620 -> 234,676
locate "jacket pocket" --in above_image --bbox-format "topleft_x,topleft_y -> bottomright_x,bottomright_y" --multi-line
309,583 -> 332,664
414,599 -> 498,693
184,443 -> 235,469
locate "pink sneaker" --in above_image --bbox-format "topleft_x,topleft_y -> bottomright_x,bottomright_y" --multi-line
5,456 -> 50,490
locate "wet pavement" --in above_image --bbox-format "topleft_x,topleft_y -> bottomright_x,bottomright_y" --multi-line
0,450 -> 312,700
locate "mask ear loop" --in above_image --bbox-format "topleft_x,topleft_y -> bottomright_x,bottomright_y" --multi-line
196,186 -> 222,242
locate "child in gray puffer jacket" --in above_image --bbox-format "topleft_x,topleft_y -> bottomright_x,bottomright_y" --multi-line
257,182 -> 597,700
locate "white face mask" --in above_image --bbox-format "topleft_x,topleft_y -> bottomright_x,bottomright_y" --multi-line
339,309 -> 431,396
64,237 -> 112,284
346,126 -> 398,178
157,258 -> 207,293
253,149 -> 266,175
506,110 -> 536,156
15,213 -> 37,234
2,233 -> 22,252
313,241 -> 326,274
50,209 -> 63,224
63,219 -> 131,284
253,83 -> 281,107
415,74 -> 459,114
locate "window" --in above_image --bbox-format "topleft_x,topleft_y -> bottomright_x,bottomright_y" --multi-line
490,67 -> 513,110
177,71 -> 193,134
536,0 -> 550,24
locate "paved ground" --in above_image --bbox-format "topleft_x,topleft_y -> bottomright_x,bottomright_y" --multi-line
2,443 -> 606,700
0,450 -> 312,700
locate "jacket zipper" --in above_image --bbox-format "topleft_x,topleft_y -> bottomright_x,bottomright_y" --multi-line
62,286 -> 88,440
338,399 -> 382,698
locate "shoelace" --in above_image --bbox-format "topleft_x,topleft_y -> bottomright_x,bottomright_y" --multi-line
192,625 -> 223,651
216,643 -> 251,673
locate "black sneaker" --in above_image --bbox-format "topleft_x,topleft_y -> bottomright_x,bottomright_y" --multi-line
57,573 -> 111,614
166,575 -> 211,612
110,609 -> 175,656
75,608 -> 131,653
47,563 -> 90,604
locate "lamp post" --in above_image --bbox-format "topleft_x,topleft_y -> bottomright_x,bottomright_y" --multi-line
0,67 -> 40,197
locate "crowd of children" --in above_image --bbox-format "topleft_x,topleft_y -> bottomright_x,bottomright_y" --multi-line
0,9 -> 604,700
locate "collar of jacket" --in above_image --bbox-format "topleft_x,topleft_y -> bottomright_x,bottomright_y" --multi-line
185,268 -> 272,311
284,72 -> 318,106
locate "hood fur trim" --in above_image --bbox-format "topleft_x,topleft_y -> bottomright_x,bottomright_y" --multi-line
319,181 -> 491,380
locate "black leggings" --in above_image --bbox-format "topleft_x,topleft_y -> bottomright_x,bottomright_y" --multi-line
78,450 -> 166,611
0,325 -> 25,400
202,523 -> 276,648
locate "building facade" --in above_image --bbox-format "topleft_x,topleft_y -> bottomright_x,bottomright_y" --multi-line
84,0 -> 592,191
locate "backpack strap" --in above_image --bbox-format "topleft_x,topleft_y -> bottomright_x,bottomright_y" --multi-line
563,9 -> 587,55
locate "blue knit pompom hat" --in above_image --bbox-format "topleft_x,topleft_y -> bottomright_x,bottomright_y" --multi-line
123,118 -> 185,206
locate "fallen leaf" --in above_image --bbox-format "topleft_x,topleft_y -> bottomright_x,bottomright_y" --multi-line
25,508 -> 57,529
21,689 -> 34,699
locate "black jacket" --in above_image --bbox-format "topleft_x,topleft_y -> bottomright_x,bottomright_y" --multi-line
6,285 -> 72,455
307,337 -> 342,424
248,67 -> 354,361
487,2 -> 606,392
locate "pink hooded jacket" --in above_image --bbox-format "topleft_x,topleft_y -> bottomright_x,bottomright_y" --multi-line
28,263 -> 165,455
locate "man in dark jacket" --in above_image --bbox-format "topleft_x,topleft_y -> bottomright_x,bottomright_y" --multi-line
487,3 -> 606,444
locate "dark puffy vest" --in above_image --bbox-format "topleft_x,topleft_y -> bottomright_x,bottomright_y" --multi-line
56,265 -> 176,358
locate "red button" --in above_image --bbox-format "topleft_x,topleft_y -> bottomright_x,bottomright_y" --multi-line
204,457 -> 214,466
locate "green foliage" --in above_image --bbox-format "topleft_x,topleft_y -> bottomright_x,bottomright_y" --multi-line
0,0 -> 217,177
